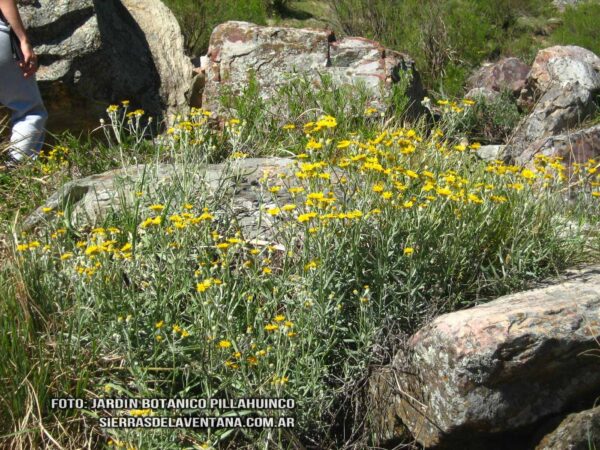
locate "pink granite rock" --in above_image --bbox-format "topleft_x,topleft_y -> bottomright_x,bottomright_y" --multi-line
467,57 -> 531,97
202,21 -> 424,115
371,266 -> 600,448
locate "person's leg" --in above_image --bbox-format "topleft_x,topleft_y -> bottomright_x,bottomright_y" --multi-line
0,29 -> 47,163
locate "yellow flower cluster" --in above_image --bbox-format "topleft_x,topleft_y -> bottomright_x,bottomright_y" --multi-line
196,277 -> 223,293
303,115 -> 338,133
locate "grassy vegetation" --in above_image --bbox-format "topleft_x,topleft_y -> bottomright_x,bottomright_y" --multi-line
160,0 -> 269,56
453,90 -> 524,144
331,0 -> 556,95
549,0 -> 600,56
1,76 -> 599,449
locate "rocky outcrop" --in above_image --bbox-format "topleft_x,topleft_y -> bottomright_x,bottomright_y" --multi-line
536,406 -> 600,450
515,123 -> 600,165
507,46 -> 600,163
466,57 -> 530,99
22,0 -> 192,134
370,265 -> 600,449
202,21 -> 424,116
23,158 -> 303,240
522,46 -> 600,98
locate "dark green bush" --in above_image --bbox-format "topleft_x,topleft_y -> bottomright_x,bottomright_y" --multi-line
459,91 -> 524,144
264,0 -> 292,14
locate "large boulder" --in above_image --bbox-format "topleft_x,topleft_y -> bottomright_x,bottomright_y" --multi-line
369,265 -> 600,448
120,0 -> 194,123
466,57 -> 530,98
508,46 -> 600,163
202,21 -> 424,116
21,0 -> 192,134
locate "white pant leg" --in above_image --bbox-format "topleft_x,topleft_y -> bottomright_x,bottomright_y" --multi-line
0,29 -> 48,161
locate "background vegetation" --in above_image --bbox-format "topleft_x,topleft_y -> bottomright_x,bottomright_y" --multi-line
161,0 -> 292,56
162,0 -> 600,96
550,1 -> 600,56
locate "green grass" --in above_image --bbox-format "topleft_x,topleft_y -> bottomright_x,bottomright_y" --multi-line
331,0 -> 556,95
161,0 -> 269,56
550,0 -> 600,56
1,78 -> 599,449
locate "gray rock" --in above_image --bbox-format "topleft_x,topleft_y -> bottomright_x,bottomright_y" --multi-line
508,46 -> 600,162
523,46 -> 600,98
22,0 -> 191,134
370,265 -> 600,448
465,87 -> 500,101
202,21 -> 424,116
553,0 -> 585,11
121,0 -> 194,123
23,158 -> 301,241
475,144 -> 506,161
536,406 -> 600,450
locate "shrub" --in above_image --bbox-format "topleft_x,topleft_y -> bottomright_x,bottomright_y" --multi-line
264,0 -> 292,14
456,91 -> 523,144
1,80 -> 599,448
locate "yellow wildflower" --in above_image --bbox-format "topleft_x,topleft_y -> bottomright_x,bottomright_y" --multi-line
148,204 -> 165,212
298,212 -> 317,223
218,340 -> 232,349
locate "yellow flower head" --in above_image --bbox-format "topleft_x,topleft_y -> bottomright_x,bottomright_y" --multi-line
149,204 -> 165,212
218,340 -> 232,349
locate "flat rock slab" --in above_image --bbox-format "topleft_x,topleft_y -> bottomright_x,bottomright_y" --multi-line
23,158 -> 298,240
370,265 -> 600,448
